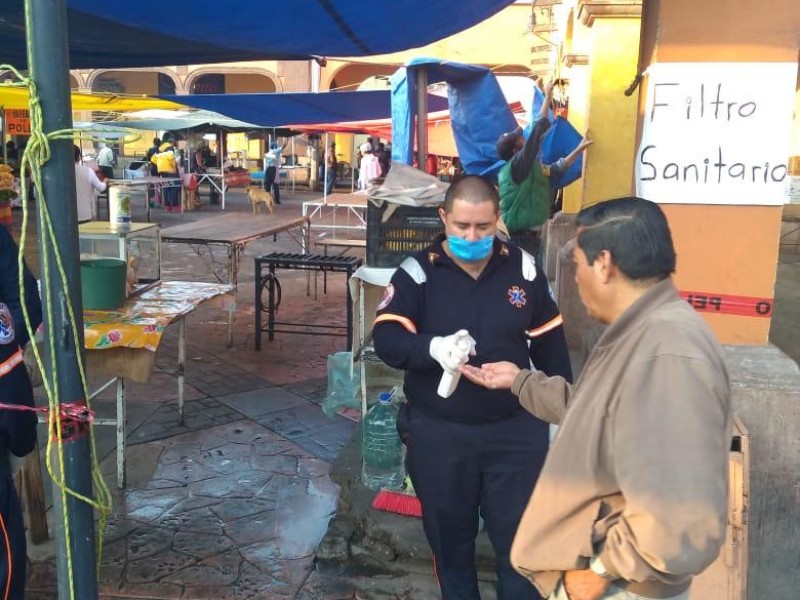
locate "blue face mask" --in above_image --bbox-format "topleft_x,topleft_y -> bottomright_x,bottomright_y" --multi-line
447,235 -> 494,262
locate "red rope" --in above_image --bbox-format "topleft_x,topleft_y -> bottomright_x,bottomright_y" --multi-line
0,402 -> 95,441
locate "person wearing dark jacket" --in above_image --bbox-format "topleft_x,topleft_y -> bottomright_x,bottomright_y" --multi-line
0,225 -> 42,600
373,175 -> 572,600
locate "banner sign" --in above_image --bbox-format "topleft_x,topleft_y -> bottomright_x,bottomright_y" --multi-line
635,63 -> 797,205
4,108 -> 30,136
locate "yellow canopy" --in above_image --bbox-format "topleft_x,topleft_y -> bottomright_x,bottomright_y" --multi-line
0,86 -> 184,112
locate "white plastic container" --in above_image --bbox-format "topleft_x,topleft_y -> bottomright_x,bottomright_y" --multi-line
108,184 -> 132,230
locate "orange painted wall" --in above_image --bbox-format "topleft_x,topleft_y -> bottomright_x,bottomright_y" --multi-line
638,0 -> 800,345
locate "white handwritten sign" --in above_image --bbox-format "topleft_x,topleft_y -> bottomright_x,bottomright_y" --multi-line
635,63 -> 796,205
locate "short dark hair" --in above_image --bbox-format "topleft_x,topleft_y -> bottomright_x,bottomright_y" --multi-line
443,175 -> 499,213
496,130 -> 520,162
74,145 -> 81,162
576,197 -> 676,282
153,137 -> 161,146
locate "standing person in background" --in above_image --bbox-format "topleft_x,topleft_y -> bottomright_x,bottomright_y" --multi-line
74,145 -> 106,223
96,142 -> 115,180
151,137 -> 180,212
193,141 -> 208,175
461,197 -> 731,600
357,143 -> 382,190
0,224 -> 42,600
145,138 -> 161,176
376,142 -> 391,176
373,175 -> 572,600
496,80 -> 592,257
144,137 -> 161,207
263,140 -> 286,205
324,142 -> 337,196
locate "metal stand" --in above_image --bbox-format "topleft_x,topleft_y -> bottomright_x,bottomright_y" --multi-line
254,253 -> 362,351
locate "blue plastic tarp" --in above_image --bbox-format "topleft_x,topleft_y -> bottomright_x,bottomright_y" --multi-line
0,0 -> 515,69
540,118 -> 584,189
164,90 -> 448,128
392,58 -> 518,175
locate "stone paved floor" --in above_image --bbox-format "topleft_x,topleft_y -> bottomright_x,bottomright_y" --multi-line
19,190 -> 374,599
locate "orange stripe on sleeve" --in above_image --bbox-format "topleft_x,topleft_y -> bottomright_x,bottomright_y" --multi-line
1,513 -> 12,600
373,313 -> 418,334
526,314 -> 564,338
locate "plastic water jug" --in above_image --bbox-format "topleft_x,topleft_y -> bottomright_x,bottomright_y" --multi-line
361,392 -> 404,491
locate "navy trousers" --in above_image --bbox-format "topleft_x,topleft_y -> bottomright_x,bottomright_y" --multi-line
0,471 -> 26,600
401,403 -> 548,600
263,166 -> 281,203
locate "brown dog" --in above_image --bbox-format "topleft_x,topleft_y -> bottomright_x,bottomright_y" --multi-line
245,186 -> 275,214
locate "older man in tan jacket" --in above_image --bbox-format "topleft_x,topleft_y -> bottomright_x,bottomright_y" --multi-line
462,196 -> 731,600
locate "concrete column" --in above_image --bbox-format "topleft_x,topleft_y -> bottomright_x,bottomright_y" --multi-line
577,2 -> 643,206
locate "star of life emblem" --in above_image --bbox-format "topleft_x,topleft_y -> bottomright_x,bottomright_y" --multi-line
507,286 -> 526,308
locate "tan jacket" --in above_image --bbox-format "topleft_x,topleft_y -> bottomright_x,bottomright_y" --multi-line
510,278 -> 731,598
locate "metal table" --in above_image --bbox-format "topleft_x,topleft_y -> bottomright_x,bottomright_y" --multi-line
161,214 -> 311,346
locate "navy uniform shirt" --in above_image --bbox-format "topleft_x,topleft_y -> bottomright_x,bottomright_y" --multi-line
0,227 -> 41,464
373,235 -> 572,424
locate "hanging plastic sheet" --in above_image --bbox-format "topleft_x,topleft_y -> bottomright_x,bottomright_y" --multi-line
392,58 -> 518,175
540,118 -> 585,189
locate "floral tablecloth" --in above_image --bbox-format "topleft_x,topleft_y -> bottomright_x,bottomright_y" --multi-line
83,281 -> 235,351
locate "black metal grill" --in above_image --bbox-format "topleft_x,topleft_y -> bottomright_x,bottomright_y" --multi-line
254,253 -> 363,351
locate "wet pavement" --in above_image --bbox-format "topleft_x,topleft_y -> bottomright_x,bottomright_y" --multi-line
12,188 -> 800,599
17,189 -> 374,599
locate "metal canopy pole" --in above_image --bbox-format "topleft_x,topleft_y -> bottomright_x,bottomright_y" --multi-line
220,128 -> 226,210
291,136 -> 296,195
323,131 -> 329,205
25,0 -> 98,598
415,67 -> 429,172
1,105 -> 6,164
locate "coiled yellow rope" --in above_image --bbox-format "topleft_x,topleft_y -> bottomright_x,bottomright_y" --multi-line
3,61 -> 139,599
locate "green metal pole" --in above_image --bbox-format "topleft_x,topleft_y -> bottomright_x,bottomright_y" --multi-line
24,0 -> 99,598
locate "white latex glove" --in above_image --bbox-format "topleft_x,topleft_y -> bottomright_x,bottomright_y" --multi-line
429,329 -> 477,373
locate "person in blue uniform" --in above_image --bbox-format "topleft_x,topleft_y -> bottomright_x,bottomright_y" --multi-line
373,175 -> 572,600
0,225 -> 42,600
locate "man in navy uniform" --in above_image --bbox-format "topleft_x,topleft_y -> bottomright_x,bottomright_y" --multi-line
373,175 -> 572,600
0,226 -> 42,600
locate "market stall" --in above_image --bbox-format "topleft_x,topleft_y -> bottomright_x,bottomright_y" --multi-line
85,281 -> 235,489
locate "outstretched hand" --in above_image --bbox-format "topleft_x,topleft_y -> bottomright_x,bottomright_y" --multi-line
578,130 -> 594,152
460,361 -> 521,391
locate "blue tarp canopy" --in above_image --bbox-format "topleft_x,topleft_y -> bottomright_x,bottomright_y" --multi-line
392,58 -> 518,175
163,90 -> 449,128
0,0 -> 515,69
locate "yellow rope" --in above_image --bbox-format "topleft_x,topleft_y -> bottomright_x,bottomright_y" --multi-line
3,60 -> 139,599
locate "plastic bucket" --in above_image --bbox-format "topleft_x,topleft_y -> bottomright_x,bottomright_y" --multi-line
108,185 -> 132,230
80,258 -> 127,310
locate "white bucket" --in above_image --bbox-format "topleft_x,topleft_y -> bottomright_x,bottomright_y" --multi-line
109,185 -> 132,229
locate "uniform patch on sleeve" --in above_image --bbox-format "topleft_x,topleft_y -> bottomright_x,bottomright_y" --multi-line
0,303 -> 15,344
377,283 -> 395,311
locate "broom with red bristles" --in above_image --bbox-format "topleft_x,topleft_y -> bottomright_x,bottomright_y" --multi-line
372,475 -> 422,518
